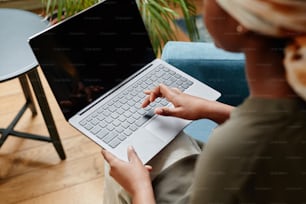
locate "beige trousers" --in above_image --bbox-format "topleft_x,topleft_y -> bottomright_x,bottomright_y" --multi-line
103,131 -> 202,204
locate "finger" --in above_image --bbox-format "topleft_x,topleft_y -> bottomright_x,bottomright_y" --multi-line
145,165 -> 153,172
149,85 -> 162,102
142,86 -> 161,108
142,95 -> 151,108
127,146 -> 142,164
171,87 -> 182,94
101,149 -> 118,165
143,90 -> 152,95
155,107 -> 173,116
142,84 -> 175,108
143,86 -> 161,104
159,84 -> 179,103
155,106 -> 183,117
142,88 -> 159,107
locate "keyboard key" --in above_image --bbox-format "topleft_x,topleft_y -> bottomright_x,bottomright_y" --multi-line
90,118 -> 99,126
102,110 -> 111,117
135,117 -> 149,127
118,115 -> 127,122
129,124 -> 138,131
124,111 -> 133,118
121,121 -> 130,129
99,121 -> 107,128
97,115 -> 105,121
122,104 -> 129,111
111,112 -> 119,119
91,126 -> 101,134
117,134 -> 127,141
124,129 -> 133,136
116,126 -> 124,133
97,130 -> 108,139
109,138 -> 121,148
79,120 -> 87,126
112,120 -> 121,127
103,132 -> 117,143
127,117 -> 136,124
106,124 -> 115,131
84,123 -> 93,130
105,117 -> 113,123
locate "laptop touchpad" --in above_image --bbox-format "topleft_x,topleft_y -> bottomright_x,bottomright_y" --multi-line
144,116 -> 190,142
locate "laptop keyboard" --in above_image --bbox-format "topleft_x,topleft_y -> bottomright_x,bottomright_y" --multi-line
79,64 -> 193,148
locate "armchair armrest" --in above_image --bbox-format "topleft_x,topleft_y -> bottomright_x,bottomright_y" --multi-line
161,41 -> 248,142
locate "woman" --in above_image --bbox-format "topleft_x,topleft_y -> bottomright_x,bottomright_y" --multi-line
102,0 -> 306,203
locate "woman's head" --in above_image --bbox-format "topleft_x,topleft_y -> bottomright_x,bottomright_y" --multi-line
215,0 -> 306,38
204,0 -> 306,50
203,0 -> 247,52
203,0 -> 306,100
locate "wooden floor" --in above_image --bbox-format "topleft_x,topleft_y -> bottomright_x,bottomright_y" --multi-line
0,1 -> 204,204
0,68 -> 105,204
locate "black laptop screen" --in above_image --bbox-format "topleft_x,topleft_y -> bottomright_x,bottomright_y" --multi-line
29,0 -> 156,119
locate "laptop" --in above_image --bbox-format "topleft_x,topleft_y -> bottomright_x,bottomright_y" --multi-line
28,0 -> 221,164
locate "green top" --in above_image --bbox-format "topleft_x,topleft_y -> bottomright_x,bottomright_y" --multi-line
191,97 -> 306,204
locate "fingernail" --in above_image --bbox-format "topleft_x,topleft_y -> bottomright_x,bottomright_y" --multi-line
155,108 -> 162,114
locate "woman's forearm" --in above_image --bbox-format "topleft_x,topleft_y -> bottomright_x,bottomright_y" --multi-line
132,187 -> 156,204
199,99 -> 234,124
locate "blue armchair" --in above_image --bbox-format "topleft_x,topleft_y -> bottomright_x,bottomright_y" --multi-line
161,41 -> 248,142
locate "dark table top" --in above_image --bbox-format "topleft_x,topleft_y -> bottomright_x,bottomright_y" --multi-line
0,8 -> 49,82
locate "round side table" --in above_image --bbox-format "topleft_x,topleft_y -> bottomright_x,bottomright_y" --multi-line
0,8 -> 66,160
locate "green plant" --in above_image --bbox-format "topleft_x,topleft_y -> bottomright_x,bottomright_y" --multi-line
138,0 -> 199,55
41,0 -> 199,55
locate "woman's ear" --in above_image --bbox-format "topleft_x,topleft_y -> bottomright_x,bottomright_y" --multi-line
236,24 -> 249,34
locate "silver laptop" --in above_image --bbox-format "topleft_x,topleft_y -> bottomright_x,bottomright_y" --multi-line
28,0 -> 221,164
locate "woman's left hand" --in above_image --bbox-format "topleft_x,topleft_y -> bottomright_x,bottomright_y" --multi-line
101,146 -> 154,199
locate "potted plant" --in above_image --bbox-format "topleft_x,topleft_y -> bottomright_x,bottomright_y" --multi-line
41,0 -> 199,55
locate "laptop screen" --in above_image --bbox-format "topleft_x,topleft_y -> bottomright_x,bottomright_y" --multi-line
29,0 -> 156,120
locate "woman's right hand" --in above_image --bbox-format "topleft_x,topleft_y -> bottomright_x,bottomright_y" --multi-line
142,84 -> 233,123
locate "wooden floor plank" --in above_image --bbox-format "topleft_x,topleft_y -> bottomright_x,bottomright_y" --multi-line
18,178 -> 104,204
0,153 -> 104,204
0,79 -> 22,97
0,134 -> 100,178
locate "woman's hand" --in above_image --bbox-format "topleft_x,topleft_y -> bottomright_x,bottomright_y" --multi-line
142,84 -> 233,124
101,146 -> 156,204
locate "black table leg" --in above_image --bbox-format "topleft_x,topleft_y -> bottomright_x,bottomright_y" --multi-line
27,68 -> 66,160
19,75 -> 37,116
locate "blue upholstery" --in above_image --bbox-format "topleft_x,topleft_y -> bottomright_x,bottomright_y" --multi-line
161,41 -> 248,142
